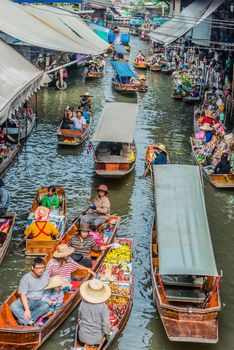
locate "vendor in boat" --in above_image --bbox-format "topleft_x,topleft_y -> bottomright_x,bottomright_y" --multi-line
214,153 -> 231,174
142,144 -> 168,178
137,49 -> 145,59
0,179 -> 9,216
47,244 -> 96,280
138,75 -> 147,92
77,279 -> 111,347
0,127 -> 17,147
81,185 -> 110,227
80,92 -> 92,112
42,186 -> 59,210
68,223 -> 113,268
190,86 -> 200,98
10,257 -> 50,326
24,206 -> 58,241
200,123 -> 214,143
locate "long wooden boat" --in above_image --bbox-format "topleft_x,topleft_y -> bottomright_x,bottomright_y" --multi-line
0,215 -> 120,350
92,102 -> 138,179
111,79 -> 138,95
74,237 -> 134,350
0,145 -> 19,175
151,164 -> 221,343
183,95 -> 201,104
7,114 -> 36,141
161,67 -> 175,75
85,71 -> 103,79
171,92 -> 183,99
57,121 -> 91,146
150,64 -> 161,72
25,187 -> 67,256
144,144 -> 169,178
0,212 -> 16,266
190,137 -> 234,188
133,59 -> 148,70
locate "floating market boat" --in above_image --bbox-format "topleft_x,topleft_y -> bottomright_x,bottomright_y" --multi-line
133,58 -> 148,70
112,44 -> 129,62
74,237 -> 133,350
120,33 -> 131,51
0,212 -> 16,266
150,63 -> 161,72
0,145 -> 19,175
25,187 -> 67,256
190,137 -> 234,188
0,215 -> 120,350
91,102 -> 138,178
7,114 -> 36,141
151,164 -> 221,343
85,70 -> 103,79
183,95 -> 201,104
111,61 -> 138,95
57,119 -> 91,146
144,144 -> 169,178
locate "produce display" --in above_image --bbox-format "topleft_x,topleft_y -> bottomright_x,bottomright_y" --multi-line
96,239 -> 133,329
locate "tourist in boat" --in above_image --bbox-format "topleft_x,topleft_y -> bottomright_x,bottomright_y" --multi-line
10,257 -> 50,326
24,206 -> 58,241
77,279 -> 111,346
0,127 -> 16,147
214,153 -> 231,174
21,101 -> 33,117
80,92 -> 92,112
47,244 -> 96,280
81,185 -> 110,227
68,223 -> 113,268
78,105 -> 90,124
0,179 -> 9,216
42,186 -> 59,210
37,275 -> 66,326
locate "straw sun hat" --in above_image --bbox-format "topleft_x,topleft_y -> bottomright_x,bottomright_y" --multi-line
45,276 -> 67,290
80,279 -> 111,304
155,143 -> 167,153
34,206 -> 50,221
200,123 -> 214,131
95,184 -> 109,193
53,244 -> 74,258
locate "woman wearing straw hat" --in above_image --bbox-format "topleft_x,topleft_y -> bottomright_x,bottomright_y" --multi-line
47,244 -> 96,280
77,279 -> 111,346
80,92 -> 92,113
142,144 -> 168,178
81,185 -> 110,228
200,123 -> 214,143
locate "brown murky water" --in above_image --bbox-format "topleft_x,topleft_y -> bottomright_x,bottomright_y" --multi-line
0,36 -> 233,350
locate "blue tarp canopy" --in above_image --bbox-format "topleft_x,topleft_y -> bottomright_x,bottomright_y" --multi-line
13,1 -> 83,3
120,33 -> 130,43
111,61 -> 137,78
113,44 -> 128,55
108,30 -> 115,44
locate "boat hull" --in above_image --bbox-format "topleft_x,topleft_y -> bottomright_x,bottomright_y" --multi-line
0,212 -> 16,266
0,146 -> 19,175
111,81 -> 137,95
57,124 -> 90,146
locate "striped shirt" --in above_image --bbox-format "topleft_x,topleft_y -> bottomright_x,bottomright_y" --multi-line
47,257 -> 79,279
68,234 -> 101,258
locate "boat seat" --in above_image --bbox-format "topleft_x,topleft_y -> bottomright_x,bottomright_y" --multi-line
165,288 -> 206,303
162,276 -> 204,288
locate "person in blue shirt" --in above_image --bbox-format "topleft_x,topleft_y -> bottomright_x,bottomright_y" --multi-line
78,106 -> 90,124
141,144 -> 168,178
153,149 -> 168,165
0,179 -> 9,216
200,123 -> 214,143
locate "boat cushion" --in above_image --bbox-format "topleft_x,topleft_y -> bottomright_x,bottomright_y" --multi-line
165,288 -> 206,303
162,275 -> 203,288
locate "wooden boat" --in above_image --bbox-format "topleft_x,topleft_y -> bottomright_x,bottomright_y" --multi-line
92,102 -> 138,178
112,44 -> 129,62
7,114 -> 36,141
129,29 -> 138,36
191,137 -> 234,188
74,237 -> 134,350
133,59 -> 148,70
0,145 -> 19,175
171,92 -> 183,99
150,64 -> 161,72
161,67 -> 175,75
120,33 -> 130,52
0,215 -> 120,350
25,187 -> 67,256
111,61 -> 138,95
183,95 -> 201,104
0,212 -> 16,266
151,164 -> 221,343
144,144 -> 169,178
57,121 -> 91,146
85,70 -> 103,79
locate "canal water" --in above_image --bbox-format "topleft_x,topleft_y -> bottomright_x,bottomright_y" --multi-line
1,36 -> 233,350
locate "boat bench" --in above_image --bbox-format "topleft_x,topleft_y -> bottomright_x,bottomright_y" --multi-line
162,276 -> 204,288
165,288 -> 206,303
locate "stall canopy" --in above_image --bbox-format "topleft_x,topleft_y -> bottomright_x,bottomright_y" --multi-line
154,165 -> 218,277
120,33 -> 130,43
149,0 -> 225,46
113,44 -> 128,55
0,40 -> 43,123
111,61 -> 137,78
0,0 -> 108,54
92,102 -> 138,143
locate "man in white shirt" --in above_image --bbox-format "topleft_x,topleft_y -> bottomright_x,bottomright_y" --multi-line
70,111 -> 87,130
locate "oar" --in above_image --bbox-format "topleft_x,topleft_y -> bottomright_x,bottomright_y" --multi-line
71,206 -> 90,226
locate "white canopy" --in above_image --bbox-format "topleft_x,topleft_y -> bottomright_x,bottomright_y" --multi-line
0,40 -> 43,123
0,0 -> 108,54
92,103 -> 138,143
149,0 -> 225,46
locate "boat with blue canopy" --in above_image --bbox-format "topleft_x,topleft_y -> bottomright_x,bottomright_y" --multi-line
120,33 -> 131,51
112,44 -> 129,62
111,61 -> 138,94
151,164 -> 221,344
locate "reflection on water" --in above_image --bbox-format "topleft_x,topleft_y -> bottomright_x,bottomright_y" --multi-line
0,36 -> 233,350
